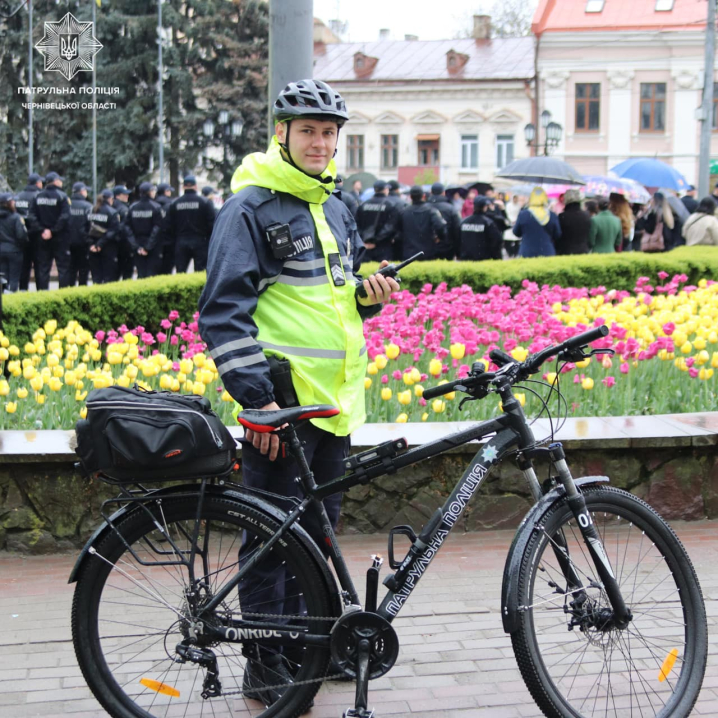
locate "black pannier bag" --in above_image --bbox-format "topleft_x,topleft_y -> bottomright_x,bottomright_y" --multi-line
75,385 -> 236,481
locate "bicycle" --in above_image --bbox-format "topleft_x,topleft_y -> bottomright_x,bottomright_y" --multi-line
70,324 -> 708,718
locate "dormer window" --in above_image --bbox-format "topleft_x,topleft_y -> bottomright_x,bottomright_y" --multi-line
655,0 -> 674,10
585,0 -> 604,11
446,49 -> 469,75
353,52 -> 378,78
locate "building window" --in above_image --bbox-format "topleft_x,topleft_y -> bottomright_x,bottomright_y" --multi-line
655,0 -> 674,10
640,83 -> 666,132
585,0 -> 605,11
418,138 -> 439,165
460,135 -> 479,169
346,135 -> 364,170
381,134 -> 398,169
575,83 -> 600,131
496,134 -> 514,170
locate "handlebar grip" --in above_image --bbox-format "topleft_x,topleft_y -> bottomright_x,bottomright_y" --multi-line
564,324 -> 609,350
489,349 -> 514,367
423,381 -> 459,401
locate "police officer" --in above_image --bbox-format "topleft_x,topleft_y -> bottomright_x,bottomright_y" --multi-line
427,182 -> 461,260
386,179 -> 405,259
154,183 -> 174,274
27,171 -> 72,289
201,185 -> 215,201
67,182 -> 92,286
355,179 -> 399,262
125,182 -> 163,279
0,192 -> 28,292
15,172 -> 42,291
335,176 -> 358,217
459,195 -> 503,261
87,189 -> 120,284
165,176 -> 215,273
113,186 -> 133,280
397,185 -> 446,260
198,78 -> 398,704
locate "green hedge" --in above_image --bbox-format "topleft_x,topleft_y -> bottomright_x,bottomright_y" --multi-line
3,247 -> 718,344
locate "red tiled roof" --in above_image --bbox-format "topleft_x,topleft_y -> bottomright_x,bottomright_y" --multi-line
533,0 -> 707,35
313,37 -> 535,83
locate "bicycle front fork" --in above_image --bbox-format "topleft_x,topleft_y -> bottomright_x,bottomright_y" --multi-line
547,443 -> 632,628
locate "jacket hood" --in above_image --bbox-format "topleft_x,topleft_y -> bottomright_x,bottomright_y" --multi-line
230,136 -> 336,204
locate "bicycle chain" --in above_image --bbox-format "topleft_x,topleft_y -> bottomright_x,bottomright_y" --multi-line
219,672 -> 348,697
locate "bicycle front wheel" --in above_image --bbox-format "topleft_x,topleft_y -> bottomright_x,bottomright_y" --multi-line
511,486 -> 707,718
72,493 -> 336,718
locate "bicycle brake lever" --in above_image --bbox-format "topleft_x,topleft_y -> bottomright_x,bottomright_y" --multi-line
588,348 -> 615,357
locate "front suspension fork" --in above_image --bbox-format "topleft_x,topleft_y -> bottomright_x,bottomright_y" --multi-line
548,443 -> 632,627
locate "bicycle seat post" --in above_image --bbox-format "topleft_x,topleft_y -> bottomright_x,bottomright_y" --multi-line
285,424 -> 318,493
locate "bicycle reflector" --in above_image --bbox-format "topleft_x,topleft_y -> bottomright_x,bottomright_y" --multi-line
140,678 -> 180,697
658,648 -> 679,682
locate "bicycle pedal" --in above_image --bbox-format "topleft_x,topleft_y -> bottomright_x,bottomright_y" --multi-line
343,709 -> 374,718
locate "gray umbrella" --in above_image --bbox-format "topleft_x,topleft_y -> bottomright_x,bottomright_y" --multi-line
495,157 -> 586,186
658,190 -> 690,223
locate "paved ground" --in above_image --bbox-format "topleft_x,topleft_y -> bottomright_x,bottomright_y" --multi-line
1,521 -> 716,718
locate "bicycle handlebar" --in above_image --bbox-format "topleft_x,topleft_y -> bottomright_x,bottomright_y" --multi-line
422,325 -> 609,401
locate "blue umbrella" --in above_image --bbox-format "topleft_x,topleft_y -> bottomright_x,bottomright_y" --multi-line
610,158 -> 688,192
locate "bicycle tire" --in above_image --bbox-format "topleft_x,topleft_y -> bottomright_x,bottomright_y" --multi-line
511,486 -> 707,718
72,494 -> 336,718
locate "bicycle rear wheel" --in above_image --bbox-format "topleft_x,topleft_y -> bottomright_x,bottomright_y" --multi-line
72,493 -> 336,718
511,486 -> 707,718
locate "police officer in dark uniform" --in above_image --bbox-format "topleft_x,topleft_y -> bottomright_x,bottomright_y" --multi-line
386,179 -> 405,259
397,185 -> 446,260
0,192 -> 28,292
155,183 -> 175,274
165,175 -> 216,273
125,182 -> 163,279
201,185 -> 215,201
459,195 -> 503,261
355,179 -> 398,262
27,171 -> 72,289
87,189 -> 121,284
14,173 -> 42,291
67,182 -> 92,286
427,182 -> 461,260
113,185 -> 133,280
335,176 -> 358,217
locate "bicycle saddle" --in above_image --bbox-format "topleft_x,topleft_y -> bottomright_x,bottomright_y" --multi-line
237,405 -> 340,432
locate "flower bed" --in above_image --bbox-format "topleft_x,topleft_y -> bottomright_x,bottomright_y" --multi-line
0,273 -> 715,430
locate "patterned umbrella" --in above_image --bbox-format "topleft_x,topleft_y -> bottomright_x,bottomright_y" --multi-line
582,174 -> 651,204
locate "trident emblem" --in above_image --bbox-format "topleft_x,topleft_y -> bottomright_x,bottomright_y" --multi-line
60,34 -> 79,61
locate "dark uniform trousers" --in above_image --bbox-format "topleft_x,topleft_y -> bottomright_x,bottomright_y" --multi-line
89,244 -> 119,284
0,253 -> 23,293
237,422 -> 347,654
135,246 -> 162,279
35,236 -> 72,289
69,244 -> 90,285
175,239 -> 208,273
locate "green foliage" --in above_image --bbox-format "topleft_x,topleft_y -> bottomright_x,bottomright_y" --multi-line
4,246 -> 718,345
412,168 -> 439,185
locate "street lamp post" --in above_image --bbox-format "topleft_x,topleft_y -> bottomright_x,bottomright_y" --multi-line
203,113 -> 244,183
524,110 -> 563,156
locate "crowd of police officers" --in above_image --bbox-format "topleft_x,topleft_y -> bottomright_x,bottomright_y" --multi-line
0,171 -> 217,291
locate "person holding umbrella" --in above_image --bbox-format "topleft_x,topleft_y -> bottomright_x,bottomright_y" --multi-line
512,187 -> 561,257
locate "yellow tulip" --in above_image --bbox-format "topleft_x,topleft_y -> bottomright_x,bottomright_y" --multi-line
44,319 -> 57,335
510,346 -> 528,362
414,384 -> 424,397
680,341 -> 693,355
575,357 -> 591,369
24,342 -> 36,355
385,343 -> 400,360
171,379 -> 180,392
75,390 -> 88,401
673,331 -> 687,347
36,394 -> 45,405
33,328 -> 45,341
46,353 -> 59,367
516,393 -> 526,407
712,352 -> 718,368
0,348 -> 8,362
80,406 -> 87,419
123,332 -> 139,345
193,381 -> 206,396
367,362 -> 378,375
699,368 -> 714,380
409,367 -> 421,383
545,372 -> 558,386
381,388 -> 392,401
694,337 -> 707,350
581,377 -> 594,390
177,372 -> 187,383
128,346 -> 139,360
92,375 -> 112,389
432,399 -> 446,413
421,412 -> 429,421
397,390 -> 412,405
696,350 -> 710,366
364,377 -> 372,389
90,349 -> 101,362
429,358 -> 443,376
8,345 -> 19,356
116,375 -> 131,388
402,372 -> 415,386
30,375 -> 43,392
180,359 -> 194,375
17,388 -> 28,399
23,365 -> 36,380
709,332 -> 718,344
395,413 -> 408,423
48,377 -> 63,392
601,356 -> 613,369
221,390 -> 234,402
5,402 -> 16,414
160,374 -> 173,390
0,381 -> 9,396
450,343 -> 466,360
162,361 -> 173,372
52,366 -> 64,378
107,352 -> 123,365
0,336 -> 7,348
193,353 -> 207,368
374,354 -> 388,370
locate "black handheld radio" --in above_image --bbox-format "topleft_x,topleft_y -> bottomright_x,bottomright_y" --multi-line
356,252 -> 424,299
